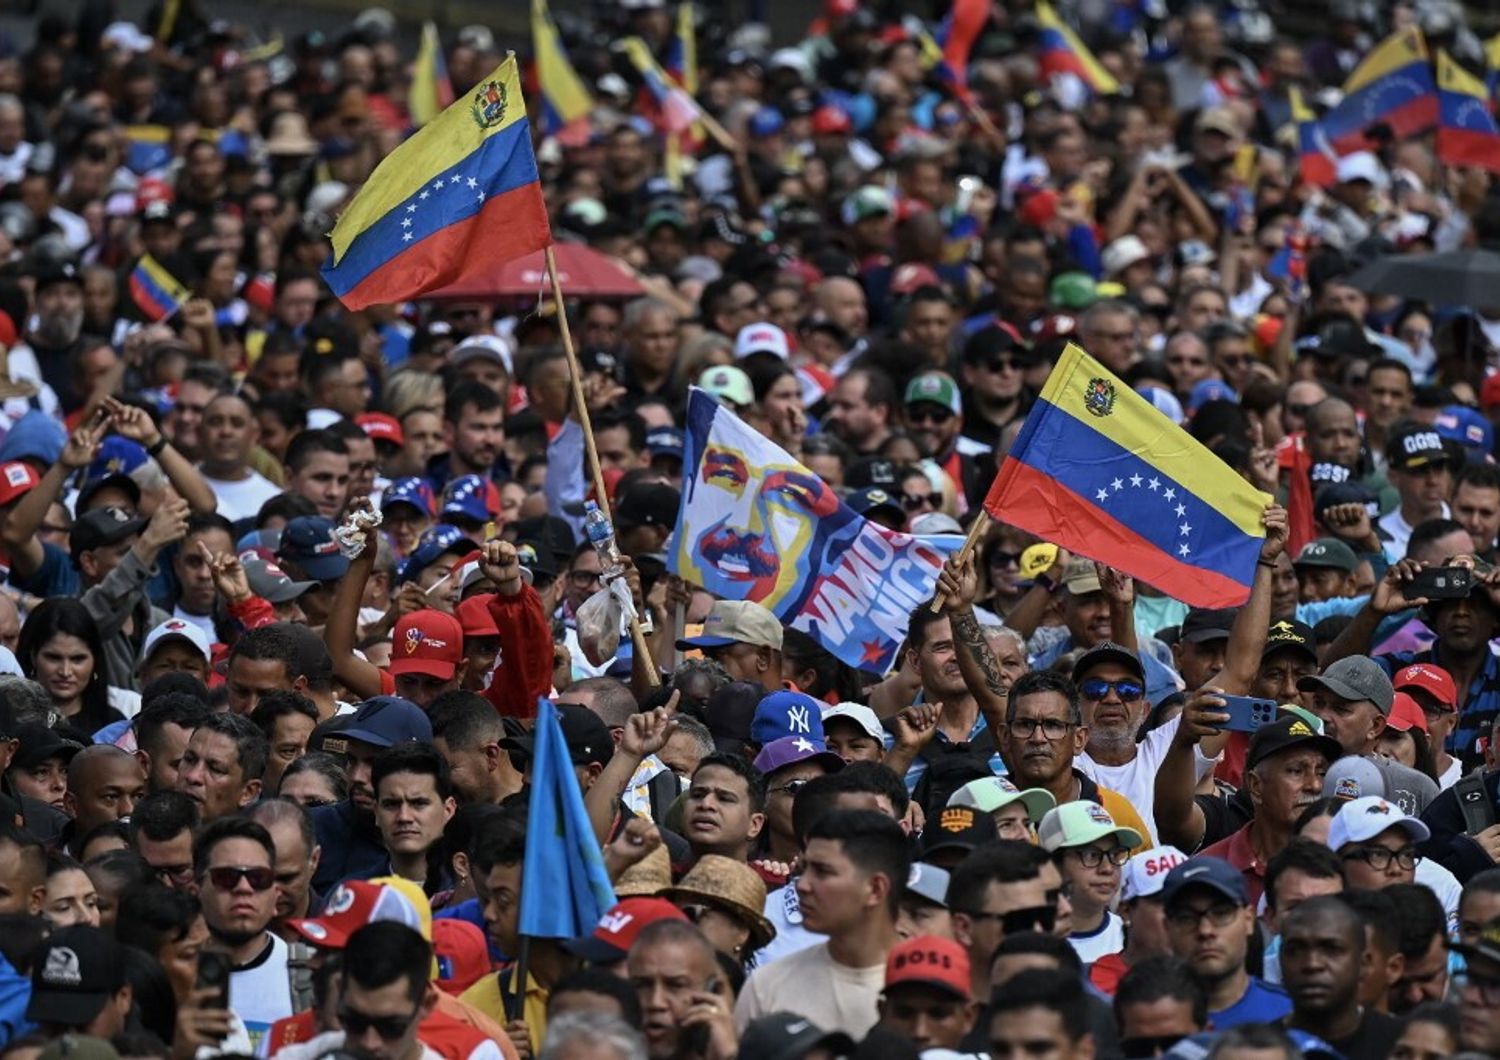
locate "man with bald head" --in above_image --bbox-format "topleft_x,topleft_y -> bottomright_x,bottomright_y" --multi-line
815,277 -> 869,346
628,918 -> 730,1060
64,745 -> 147,856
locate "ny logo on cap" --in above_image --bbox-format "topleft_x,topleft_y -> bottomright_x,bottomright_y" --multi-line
785,704 -> 811,733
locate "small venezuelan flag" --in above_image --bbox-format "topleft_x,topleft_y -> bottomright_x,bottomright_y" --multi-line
1321,26 -> 1437,151
1289,87 -> 1337,188
123,125 -> 172,176
410,22 -> 455,128
935,0 -> 993,101
622,37 -> 701,133
1436,50 -> 1500,175
983,343 -> 1270,608
1035,1 -> 1119,96
322,56 -> 552,311
129,254 -> 190,322
532,0 -> 593,136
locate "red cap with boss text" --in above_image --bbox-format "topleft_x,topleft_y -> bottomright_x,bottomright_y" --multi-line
389,609 -> 464,680
883,936 -> 971,1000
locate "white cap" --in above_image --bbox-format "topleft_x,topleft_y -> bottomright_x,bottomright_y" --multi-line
142,618 -> 212,664
910,512 -> 963,535
101,21 -> 154,53
1336,151 -> 1388,189
735,322 -> 790,361
1326,795 -> 1430,851
451,334 -> 515,375
1120,845 -> 1189,902
821,702 -> 883,741
1102,235 -> 1150,278
767,48 -> 813,83
0,645 -> 21,677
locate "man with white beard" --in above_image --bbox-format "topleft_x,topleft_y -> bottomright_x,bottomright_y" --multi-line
23,263 -> 89,411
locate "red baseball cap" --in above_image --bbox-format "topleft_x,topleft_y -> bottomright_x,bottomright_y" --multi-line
1393,663 -> 1457,710
1387,692 -> 1429,734
1483,373 -> 1500,411
456,595 -> 499,638
433,918 -> 490,995
357,412 -> 405,447
1018,187 -> 1060,227
812,105 -> 853,136
0,310 -> 15,350
389,610 -> 464,680
286,880 -> 424,949
883,936 -> 972,1000
563,898 -> 688,964
0,461 -> 40,506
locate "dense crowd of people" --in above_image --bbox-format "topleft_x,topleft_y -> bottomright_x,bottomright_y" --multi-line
6,0 -> 1500,1059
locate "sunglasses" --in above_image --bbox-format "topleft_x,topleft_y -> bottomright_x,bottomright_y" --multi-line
907,406 -> 955,425
203,865 -> 275,891
1080,678 -> 1144,702
902,491 -> 942,510
338,1003 -> 421,1041
1000,905 -> 1057,935
1121,1035 -> 1186,1059
988,549 -> 1021,568
981,356 -> 1025,373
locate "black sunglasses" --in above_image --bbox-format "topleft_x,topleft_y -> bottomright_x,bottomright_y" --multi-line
203,865 -> 275,891
338,1002 -> 421,1041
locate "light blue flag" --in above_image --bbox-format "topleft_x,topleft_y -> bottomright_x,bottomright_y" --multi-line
518,698 -> 617,938
671,388 -> 961,674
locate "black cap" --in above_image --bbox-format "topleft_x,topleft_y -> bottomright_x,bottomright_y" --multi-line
12,722 -> 83,770
501,703 -> 613,767
962,323 -> 1033,364
26,925 -> 126,1027
512,539 -> 559,581
510,514 -> 577,566
737,1014 -> 855,1060
1245,714 -> 1342,771
845,458 -> 899,490
1180,608 -> 1236,644
1070,641 -> 1144,682
1262,620 -> 1317,662
1313,482 -> 1379,522
614,483 -> 681,532
918,805 -> 1000,860
34,262 -> 83,293
77,473 -> 143,513
70,507 -> 146,559
1386,424 -> 1459,472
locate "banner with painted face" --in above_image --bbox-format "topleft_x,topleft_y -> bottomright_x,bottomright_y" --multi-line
671,388 -> 961,674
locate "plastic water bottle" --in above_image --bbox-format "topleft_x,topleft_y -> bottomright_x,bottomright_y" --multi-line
583,501 -> 625,579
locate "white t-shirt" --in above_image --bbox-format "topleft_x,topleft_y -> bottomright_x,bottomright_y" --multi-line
1416,857 -> 1462,934
1069,911 -> 1126,966
735,941 -> 886,1039
1078,714 -> 1218,845
232,933 -> 294,1053
172,606 -> 217,643
1380,503 -> 1450,563
270,1030 -> 503,1060
201,470 -> 283,523
754,880 -> 825,968
1437,757 -> 1463,791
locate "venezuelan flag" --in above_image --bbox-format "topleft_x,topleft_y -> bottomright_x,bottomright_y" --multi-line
1290,86 -> 1337,187
1320,26 -> 1437,151
322,56 -> 552,311
1035,1 -> 1119,96
622,37 -> 701,133
410,22 -> 455,128
1486,33 -> 1500,97
934,0 -> 992,100
1436,50 -> 1500,174
123,125 -> 172,175
984,343 -> 1270,607
532,0 -> 593,136
129,254 -> 190,322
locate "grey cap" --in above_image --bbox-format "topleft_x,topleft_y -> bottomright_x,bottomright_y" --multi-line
1297,655 -> 1395,715
905,863 -> 951,908
1323,755 -> 1386,801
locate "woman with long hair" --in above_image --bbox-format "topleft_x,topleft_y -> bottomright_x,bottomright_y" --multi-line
17,598 -> 131,734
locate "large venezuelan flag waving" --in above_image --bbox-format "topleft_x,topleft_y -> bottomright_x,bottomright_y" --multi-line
984,343 -> 1270,607
1436,50 -> 1500,175
323,56 -> 552,311
1320,26 -> 1437,151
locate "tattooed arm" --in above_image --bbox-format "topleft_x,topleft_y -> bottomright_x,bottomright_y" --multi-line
937,553 -> 1010,735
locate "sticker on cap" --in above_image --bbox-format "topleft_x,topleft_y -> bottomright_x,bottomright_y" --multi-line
301,922 -> 328,940
1085,803 -> 1112,825
5,465 -> 28,487
43,947 -> 82,986
940,807 -> 974,833
325,885 -> 357,915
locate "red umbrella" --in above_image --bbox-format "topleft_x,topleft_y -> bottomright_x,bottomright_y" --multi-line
427,243 -> 645,301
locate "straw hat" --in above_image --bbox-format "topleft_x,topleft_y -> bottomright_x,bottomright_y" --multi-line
613,841 -> 672,897
265,112 -> 318,157
663,855 -> 776,951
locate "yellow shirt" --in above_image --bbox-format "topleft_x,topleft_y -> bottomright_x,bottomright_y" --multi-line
458,968 -> 548,1056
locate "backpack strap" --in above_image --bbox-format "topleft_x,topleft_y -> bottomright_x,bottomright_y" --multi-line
1455,768 -> 1495,836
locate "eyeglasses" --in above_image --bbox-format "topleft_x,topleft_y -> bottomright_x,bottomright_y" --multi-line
902,491 -> 943,510
1069,845 -> 1130,868
1080,678 -> 1144,702
337,1002 -> 422,1041
1166,903 -> 1241,931
1121,1035 -> 1186,1059
907,406 -> 955,425
982,356 -> 1024,373
1007,717 -> 1073,741
770,778 -> 813,797
153,863 -> 194,885
1455,970 -> 1500,1006
203,865 -> 275,891
988,549 -> 1021,568
1340,845 -> 1417,871
569,570 -> 603,588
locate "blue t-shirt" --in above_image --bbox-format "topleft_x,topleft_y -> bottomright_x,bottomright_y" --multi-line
10,542 -> 79,598
1210,977 -> 1293,1029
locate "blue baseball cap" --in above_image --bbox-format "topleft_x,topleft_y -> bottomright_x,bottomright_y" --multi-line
381,476 -> 436,517
749,106 -> 785,138
338,695 -> 432,748
1160,855 -> 1248,908
440,475 -> 499,526
0,410 -> 65,466
79,437 -> 150,509
1188,379 -> 1238,412
1435,404 -> 1494,461
398,524 -> 472,583
751,690 -> 826,745
237,527 -> 282,553
277,516 -> 350,582
645,427 -> 684,460
847,486 -> 905,523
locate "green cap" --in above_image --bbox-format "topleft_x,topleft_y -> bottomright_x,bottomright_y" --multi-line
1049,270 -> 1098,310
1292,537 -> 1358,573
904,371 -> 961,415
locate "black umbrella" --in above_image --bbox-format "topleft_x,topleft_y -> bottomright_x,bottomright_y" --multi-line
1346,249 -> 1500,308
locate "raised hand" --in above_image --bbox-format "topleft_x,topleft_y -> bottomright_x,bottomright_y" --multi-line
480,538 -> 524,596
203,542 -> 251,604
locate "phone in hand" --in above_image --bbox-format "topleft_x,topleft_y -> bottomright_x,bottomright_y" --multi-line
195,950 -> 232,1013
1403,566 -> 1474,601
680,977 -> 723,1055
1213,695 -> 1280,734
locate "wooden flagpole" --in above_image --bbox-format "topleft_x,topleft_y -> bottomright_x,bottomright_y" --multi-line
929,510 -> 991,612
544,245 -> 661,686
